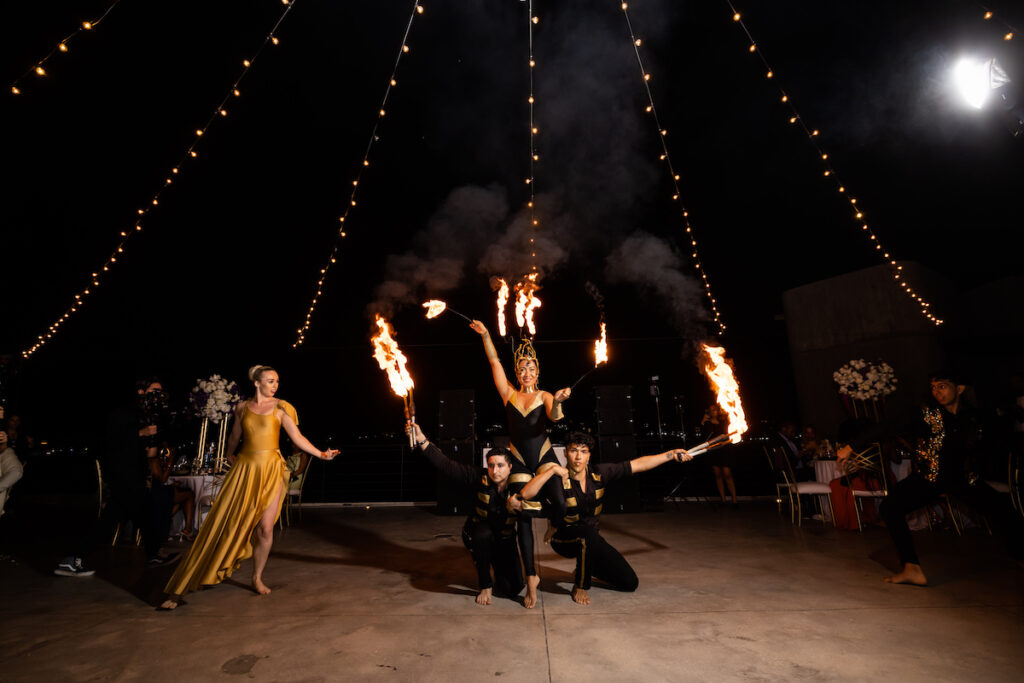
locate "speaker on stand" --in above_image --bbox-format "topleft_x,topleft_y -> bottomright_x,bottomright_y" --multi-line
594,386 -> 641,513
435,391 -> 476,515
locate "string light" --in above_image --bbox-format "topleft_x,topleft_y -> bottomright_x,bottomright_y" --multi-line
293,1 -> 426,347
977,4 -> 1019,40
724,1 -> 942,325
22,0 -> 302,358
526,0 -> 540,280
10,0 -> 124,96
620,3 -> 727,333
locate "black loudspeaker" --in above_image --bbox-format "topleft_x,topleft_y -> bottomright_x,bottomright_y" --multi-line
436,439 -> 475,515
597,436 -> 641,513
594,385 -> 634,435
438,390 -> 475,440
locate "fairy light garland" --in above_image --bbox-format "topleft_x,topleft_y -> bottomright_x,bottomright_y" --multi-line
725,1 -> 943,325
979,4 -> 1018,41
9,0 -> 124,96
526,0 -> 540,277
293,0 -> 426,348
620,2 -> 727,333
22,0 -> 302,358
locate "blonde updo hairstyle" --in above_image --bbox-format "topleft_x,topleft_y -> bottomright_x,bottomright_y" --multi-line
248,364 -> 276,386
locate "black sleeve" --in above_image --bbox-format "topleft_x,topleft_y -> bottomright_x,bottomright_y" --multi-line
596,461 -> 633,483
420,442 -> 479,488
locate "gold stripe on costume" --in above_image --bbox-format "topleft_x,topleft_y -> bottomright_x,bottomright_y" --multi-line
477,492 -> 490,503
594,504 -> 603,516
475,506 -> 487,518
509,473 -> 532,484
591,472 -> 602,481
521,499 -> 542,511
565,497 -> 577,507
509,445 -> 527,466
595,488 -> 604,500
565,514 -> 580,523
539,438 -> 552,458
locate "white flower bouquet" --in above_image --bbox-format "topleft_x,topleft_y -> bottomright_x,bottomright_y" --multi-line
832,359 -> 897,401
188,374 -> 242,423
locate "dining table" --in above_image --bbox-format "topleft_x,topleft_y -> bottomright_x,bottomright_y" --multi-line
167,473 -> 224,532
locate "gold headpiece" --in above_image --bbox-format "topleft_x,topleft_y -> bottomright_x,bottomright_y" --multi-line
514,338 -> 539,372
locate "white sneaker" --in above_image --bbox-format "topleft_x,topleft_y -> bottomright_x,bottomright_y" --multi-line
54,557 -> 95,577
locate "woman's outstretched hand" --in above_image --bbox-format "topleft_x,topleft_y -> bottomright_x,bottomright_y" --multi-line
469,320 -> 488,336
320,449 -> 340,460
553,387 -> 571,402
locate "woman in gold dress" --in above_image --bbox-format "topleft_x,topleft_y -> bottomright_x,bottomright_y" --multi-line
160,365 -> 337,609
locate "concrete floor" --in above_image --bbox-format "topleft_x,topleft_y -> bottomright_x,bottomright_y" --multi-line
1,502 -> 1022,682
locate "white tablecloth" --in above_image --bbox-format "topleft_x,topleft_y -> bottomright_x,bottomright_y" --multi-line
167,474 -> 223,531
813,460 -> 844,484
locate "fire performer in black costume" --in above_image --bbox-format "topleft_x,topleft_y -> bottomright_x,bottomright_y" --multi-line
470,320 -> 570,609
408,422 -> 524,605
837,370 -> 1024,586
521,432 -> 692,605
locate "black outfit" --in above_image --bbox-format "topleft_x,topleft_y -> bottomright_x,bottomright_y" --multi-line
77,402 -> 169,561
855,404 -> 1024,566
548,462 -> 639,593
420,442 -> 524,596
505,395 -> 563,578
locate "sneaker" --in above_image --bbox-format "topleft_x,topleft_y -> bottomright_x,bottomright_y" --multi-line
54,557 -> 95,577
146,552 -> 181,568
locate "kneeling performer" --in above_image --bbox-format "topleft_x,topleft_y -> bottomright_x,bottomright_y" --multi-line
410,422 -> 524,605
520,432 -> 691,605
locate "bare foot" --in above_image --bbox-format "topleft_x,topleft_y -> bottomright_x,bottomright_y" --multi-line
253,577 -> 272,595
158,599 -> 179,610
475,587 -> 493,605
883,563 -> 928,586
571,587 -> 590,605
523,575 -> 540,609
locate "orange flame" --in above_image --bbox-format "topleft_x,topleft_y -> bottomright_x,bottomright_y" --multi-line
701,344 -> 747,443
422,300 -> 446,319
371,314 -> 414,398
496,279 -> 509,336
514,275 -> 541,335
594,322 -> 608,366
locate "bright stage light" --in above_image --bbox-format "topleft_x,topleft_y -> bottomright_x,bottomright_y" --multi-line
953,57 -> 1000,109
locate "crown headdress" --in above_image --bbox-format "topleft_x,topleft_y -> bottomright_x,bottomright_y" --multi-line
514,338 -> 539,371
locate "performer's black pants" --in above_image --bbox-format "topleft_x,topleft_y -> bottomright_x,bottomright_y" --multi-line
462,519 -> 524,596
880,472 -> 1024,565
550,525 -> 638,592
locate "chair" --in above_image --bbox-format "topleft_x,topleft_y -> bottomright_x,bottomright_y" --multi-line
985,449 -> 1022,516
773,445 -> 835,527
843,443 -> 888,532
281,454 -> 313,528
762,445 -> 794,517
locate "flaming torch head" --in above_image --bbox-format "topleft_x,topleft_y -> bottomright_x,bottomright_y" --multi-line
594,322 -> 608,366
422,300 -> 446,319
496,278 -> 509,336
701,344 -> 748,444
371,315 -> 414,398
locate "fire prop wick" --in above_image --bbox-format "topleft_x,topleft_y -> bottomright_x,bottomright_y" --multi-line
422,300 -> 473,324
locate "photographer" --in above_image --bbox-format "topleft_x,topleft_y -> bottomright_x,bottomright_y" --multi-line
55,378 -> 180,577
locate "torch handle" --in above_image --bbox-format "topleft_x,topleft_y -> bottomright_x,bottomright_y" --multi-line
571,367 -> 597,390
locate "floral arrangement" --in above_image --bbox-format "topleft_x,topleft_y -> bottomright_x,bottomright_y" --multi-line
833,359 -> 897,400
188,374 -> 242,423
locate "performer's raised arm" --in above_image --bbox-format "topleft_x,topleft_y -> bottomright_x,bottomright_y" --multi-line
470,320 -> 514,403
520,464 -> 568,501
279,410 -> 338,460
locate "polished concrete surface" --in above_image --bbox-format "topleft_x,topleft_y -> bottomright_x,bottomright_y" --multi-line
1,502 -> 1022,682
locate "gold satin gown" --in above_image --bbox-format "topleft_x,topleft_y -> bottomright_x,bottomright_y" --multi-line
164,400 -> 296,598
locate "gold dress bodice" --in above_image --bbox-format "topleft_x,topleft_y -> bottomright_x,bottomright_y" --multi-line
240,406 -> 283,454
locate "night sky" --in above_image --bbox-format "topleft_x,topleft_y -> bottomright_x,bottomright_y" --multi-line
2,0 -> 1021,447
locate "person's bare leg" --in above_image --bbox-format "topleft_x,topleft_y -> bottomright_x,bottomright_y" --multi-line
252,482 -> 285,595
571,587 -> 590,605
723,467 -> 737,504
476,587 -> 493,605
712,466 -> 727,502
523,574 -> 540,609
884,562 -> 928,586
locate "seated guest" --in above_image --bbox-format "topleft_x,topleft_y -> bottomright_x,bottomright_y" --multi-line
409,422 -> 525,606
799,425 -> 821,460
0,431 -> 24,518
150,442 -> 195,540
520,432 -> 691,605
774,421 -> 812,481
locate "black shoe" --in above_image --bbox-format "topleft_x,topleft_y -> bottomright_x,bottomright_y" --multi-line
146,552 -> 182,568
54,557 -> 95,577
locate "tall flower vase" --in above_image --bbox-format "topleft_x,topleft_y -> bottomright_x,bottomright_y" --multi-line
193,417 -> 231,473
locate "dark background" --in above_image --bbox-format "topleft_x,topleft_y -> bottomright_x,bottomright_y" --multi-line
2,0 -> 1021,453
